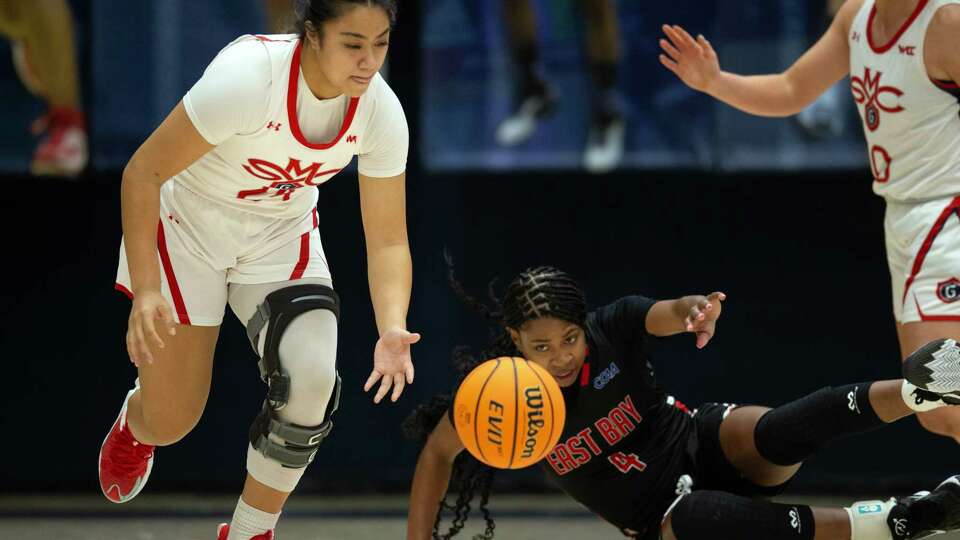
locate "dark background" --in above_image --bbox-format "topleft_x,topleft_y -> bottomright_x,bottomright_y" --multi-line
1,0 -> 955,500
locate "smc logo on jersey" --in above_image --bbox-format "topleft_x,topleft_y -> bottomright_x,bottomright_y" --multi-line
593,362 -> 621,390
851,68 -> 905,132
938,278 -> 960,303
238,157 -> 343,201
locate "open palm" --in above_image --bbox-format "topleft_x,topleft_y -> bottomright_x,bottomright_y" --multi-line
364,327 -> 420,403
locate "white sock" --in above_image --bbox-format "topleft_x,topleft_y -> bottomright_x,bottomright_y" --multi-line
902,380 -> 947,412
846,499 -> 895,540
227,497 -> 280,540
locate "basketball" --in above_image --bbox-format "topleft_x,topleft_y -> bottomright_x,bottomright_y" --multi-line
452,357 -> 566,469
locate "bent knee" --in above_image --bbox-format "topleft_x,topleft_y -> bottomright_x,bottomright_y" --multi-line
917,409 -> 960,443
141,408 -> 203,446
277,310 -> 339,426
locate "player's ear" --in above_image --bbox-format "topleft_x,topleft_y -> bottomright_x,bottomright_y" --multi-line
304,20 -> 321,50
506,327 -> 522,350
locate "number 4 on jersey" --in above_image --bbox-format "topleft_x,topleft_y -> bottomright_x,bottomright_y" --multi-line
608,452 -> 647,473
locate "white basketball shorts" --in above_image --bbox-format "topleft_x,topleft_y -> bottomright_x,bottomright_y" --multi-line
115,181 -> 331,326
885,195 -> 960,323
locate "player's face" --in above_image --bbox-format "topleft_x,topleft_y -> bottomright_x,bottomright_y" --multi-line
310,6 -> 390,97
509,317 -> 587,388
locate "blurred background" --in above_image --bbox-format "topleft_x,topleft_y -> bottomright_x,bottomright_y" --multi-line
1,0 -> 954,537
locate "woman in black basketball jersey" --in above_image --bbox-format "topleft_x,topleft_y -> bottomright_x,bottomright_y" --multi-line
404,266 -> 960,540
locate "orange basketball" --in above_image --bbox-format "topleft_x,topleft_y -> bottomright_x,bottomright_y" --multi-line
452,357 -> 566,469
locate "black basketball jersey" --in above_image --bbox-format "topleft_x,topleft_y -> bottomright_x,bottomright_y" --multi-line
538,295 -> 693,531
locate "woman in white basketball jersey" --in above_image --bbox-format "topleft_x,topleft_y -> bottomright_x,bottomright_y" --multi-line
98,1 -> 414,538
659,0 -> 960,443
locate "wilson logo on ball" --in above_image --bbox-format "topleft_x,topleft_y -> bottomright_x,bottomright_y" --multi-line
521,386 -> 545,459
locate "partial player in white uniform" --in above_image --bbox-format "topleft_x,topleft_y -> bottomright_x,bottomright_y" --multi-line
98,2 -> 415,539
658,0 -> 960,443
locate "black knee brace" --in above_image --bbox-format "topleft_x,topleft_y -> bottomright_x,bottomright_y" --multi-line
246,284 -> 341,468
754,383 -> 884,466
671,491 -> 815,540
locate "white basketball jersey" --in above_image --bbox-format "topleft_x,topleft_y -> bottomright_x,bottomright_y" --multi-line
178,34 -> 408,220
849,0 -> 960,202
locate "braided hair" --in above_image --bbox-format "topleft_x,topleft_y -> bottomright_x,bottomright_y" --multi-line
401,260 -> 587,538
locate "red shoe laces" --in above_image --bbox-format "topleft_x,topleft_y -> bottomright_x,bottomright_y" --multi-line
105,424 -> 153,478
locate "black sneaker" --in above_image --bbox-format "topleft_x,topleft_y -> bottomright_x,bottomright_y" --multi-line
888,476 -> 960,539
902,338 -> 960,405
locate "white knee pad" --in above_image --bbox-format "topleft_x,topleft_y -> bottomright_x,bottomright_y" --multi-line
243,286 -> 341,493
274,309 -> 338,427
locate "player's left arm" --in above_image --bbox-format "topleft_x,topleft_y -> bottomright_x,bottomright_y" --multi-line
926,5 -> 960,85
359,172 -> 420,403
645,292 -> 727,348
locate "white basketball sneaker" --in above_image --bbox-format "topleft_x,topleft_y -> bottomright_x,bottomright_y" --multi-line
902,338 -> 960,406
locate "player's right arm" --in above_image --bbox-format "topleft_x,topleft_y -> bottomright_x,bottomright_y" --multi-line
407,413 -> 465,540
121,102 -> 213,364
121,38 -> 267,365
658,0 -> 860,117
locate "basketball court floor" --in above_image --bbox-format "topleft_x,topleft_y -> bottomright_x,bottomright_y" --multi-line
3,494 -> 959,539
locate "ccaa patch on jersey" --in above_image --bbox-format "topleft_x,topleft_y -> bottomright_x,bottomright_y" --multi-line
937,277 -> 960,303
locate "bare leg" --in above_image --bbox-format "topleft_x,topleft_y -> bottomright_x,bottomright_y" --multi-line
719,380 -> 913,487
719,406 -> 801,487
502,0 -> 542,98
494,0 -> 556,146
12,0 -> 81,108
581,0 -> 620,67
125,324 -> 220,446
579,0 -> 624,172
898,321 -> 960,442
240,476 -> 291,514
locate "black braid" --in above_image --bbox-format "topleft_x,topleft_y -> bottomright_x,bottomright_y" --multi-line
402,257 -> 587,538
501,266 -> 587,329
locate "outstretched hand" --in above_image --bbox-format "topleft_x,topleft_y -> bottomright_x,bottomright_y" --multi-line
684,292 -> 726,349
659,24 -> 721,93
364,327 -> 421,403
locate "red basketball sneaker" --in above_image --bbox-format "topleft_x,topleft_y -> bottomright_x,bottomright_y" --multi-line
216,524 -> 275,540
98,382 -> 155,503
30,107 -> 88,178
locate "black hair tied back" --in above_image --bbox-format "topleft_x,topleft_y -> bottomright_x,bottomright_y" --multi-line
293,0 -> 398,37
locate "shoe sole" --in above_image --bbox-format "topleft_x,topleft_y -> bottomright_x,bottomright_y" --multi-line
902,339 -> 960,405
98,382 -> 154,504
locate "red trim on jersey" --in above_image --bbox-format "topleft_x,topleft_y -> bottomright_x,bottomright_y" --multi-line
914,296 -> 960,321
579,362 -> 591,387
157,221 -> 191,325
867,0 -> 930,54
901,197 -> 960,307
114,283 -> 134,300
932,79 -> 960,89
290,232 -> 310,280
254,34 -> 292,43
287,40 -> 360,150
290,209 -> 319,280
